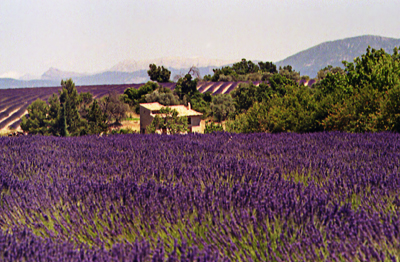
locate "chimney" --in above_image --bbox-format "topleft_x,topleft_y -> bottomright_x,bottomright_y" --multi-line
188,102 -> 191,110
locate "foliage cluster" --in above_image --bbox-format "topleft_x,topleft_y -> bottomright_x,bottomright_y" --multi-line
227,46 -> 400,133
204,121 -> 224,133
21,79 -> 128,136
146,107 -> 188,134
147,64 -> 171,83
122,81 -> 159,114
145,87 -> 180,106
203,58 -> 300,82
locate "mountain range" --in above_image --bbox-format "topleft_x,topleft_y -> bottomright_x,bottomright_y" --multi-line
0,58 -> 235,89
1,35 -> 400,89
275,35 -> 400,77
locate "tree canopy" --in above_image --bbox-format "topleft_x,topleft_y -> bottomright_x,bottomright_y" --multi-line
123,81 -> 159,113
146,107 -> 188,134
203,59 -> 297,83
147,64 -> 171,83
210,94 -> 235,122
174,74 -> 198,99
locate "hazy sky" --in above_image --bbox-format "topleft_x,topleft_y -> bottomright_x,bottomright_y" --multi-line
1,0 -> 400,78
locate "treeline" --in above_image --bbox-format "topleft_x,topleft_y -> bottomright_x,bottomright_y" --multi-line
226,47 -> 400,133
203,58 -> 305,83
21,46 -> 400,135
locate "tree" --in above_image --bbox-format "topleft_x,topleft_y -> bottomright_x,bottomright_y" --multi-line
78,92 -> 94,119
147,64 -> 171,83
145,87 -> 180,106
100,91 -> 129,124
187,66 -> 201,79
227,84 -> 318,133
313,70 -> 350,96
79,92 -> 93,105
313,47 -> 400,132
146,107 -> 188,134
204,121 -> 224,133
211,66 -> 238,82
123,81 -> 159,113
210,94 -> 235,122
258,61 -> 277,73
381,84 -> 400,132
203,92 -> 212,103
264,85 -> 317,133
174,74 -> 198,99
20,99 -> 49,135
59,79 -> 85,136
279,65 -> 301,82
231,82 -> 257,114
344,46 -> 400,92
188,92 -> 211,117
87,99 -> 108,134
316,65 -> 345,81
268,74 -> 295,96
321,85 -> 383,132
232,59 -> 259,75
47,94 -> 61,136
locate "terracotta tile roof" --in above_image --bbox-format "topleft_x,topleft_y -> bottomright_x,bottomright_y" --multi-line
140,102 -> 164,111
140,102 -> 203,117
168,105 -> 203,117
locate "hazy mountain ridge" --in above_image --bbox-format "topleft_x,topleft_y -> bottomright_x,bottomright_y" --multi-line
0,57 -> 232,89
0,67 -> 221,89
0,78 -> 59,89
110,57 -> 237,72
41,67 -> 87,81
276,35 -> 400,77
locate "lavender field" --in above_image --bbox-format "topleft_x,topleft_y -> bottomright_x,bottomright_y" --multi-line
1,132 -> 400,261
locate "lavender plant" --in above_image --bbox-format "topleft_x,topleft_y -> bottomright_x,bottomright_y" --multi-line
0,132 -> 400,261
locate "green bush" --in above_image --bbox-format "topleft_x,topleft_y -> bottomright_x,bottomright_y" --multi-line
204,122 -> 224,133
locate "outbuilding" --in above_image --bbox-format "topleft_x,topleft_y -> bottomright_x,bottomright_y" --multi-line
140,102 -> 203,134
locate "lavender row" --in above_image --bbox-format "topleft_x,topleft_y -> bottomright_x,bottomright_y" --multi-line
0,103 -> 29,129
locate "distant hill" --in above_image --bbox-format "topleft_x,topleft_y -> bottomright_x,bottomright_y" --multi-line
0,66 -> 223,89
41,67 -> 87,81
0,78 -> 58,89
0,57 -> 233,89
276,35 -> 400,77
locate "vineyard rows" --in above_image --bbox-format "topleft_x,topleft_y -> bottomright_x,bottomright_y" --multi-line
0,82 -> 260,131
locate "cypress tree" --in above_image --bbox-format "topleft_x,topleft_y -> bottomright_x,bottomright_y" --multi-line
87,99 -> 107,134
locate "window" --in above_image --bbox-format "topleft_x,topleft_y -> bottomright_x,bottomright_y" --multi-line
188,117 -> 191,125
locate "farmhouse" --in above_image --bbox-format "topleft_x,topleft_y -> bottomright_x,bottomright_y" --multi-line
140,102 -> 203,134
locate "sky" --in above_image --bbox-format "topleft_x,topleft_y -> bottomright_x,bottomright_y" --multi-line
1,0 -> 400,78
